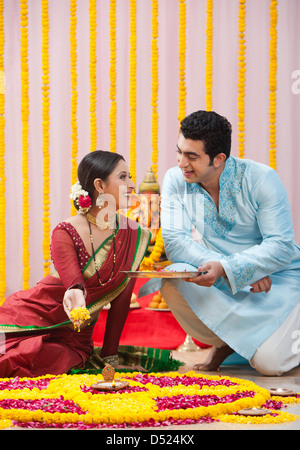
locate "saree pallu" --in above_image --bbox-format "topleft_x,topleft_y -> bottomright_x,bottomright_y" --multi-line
0,216 -> 150,377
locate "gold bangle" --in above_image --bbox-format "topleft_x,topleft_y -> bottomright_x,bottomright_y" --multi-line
67,283 -> 87,299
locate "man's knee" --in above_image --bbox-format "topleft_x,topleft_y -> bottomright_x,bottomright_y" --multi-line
250,350 -> 284,376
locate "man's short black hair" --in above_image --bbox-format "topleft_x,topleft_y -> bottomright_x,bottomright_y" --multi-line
180,110 -> 232,164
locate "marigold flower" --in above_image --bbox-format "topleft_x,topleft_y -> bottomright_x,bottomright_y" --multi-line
69,307 -> 91,332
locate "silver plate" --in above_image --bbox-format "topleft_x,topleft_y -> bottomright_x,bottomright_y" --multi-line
121,271 -> 206,279
145,307 -> 171,312
237,408 -> 271,416
269,388 -> 297,397
90,379 -> 129,391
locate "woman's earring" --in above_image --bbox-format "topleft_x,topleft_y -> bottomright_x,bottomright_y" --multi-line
96,191 -> 104,207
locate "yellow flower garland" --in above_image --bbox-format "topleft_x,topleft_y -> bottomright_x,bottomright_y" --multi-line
109,0 -> 117,153
151,0 -> 159,177
89,0 -> 97,153
69,307 -> 91,332
0,371 -> 298,428
178,0 -> 186,123
70,0 -> 78,214
129,0 -> 137,183
237,0 -> 246,159
269,0 -> 277,170
205,0 -> 213,111
141,228 -> 164,268
20,0 -> 30,289
0,0 -> 5,304
41,0 -> 51,276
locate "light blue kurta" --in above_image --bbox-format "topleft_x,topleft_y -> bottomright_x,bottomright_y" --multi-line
142,156 -> 300,360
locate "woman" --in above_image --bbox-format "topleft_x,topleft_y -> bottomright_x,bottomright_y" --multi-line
0,151 -> 150,377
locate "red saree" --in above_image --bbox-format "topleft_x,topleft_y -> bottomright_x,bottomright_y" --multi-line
0,214 -> 150,377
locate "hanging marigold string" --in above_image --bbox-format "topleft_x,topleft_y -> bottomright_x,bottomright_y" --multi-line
205,0 -> 213,111
109,0 -> 117,153
41,0 -> 51,275
129,0 -> 137,183
269,0 -> 277,170
178,0 -> 186,123
20,0 -> 30,289
89,0 -> 97,152
70,0 -> 78,214
151,0 -> 159,177
237,0 -> 246,158
0,0 -> 5,303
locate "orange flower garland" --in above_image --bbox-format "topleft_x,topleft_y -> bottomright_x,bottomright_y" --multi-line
0,0 -> 5,303
20,0 -> 30,289
237,0 -> 246,159
109,0 -> 117,153
41,0 -> 51,275
178,0 -> 186,123
70,0 -> 78,214
129,0 -> 137,183
89,0 -> 97,153
205,0 -> 213,111
269,0 -> 277,170
151,0 -> 159,177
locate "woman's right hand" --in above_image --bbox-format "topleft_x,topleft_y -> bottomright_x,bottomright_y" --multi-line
63,288 -> 87,328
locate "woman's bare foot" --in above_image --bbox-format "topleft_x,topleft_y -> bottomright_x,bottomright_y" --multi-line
193,345 -> 234,371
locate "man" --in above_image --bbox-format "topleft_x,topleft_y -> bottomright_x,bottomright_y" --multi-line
160,110 -> 300,375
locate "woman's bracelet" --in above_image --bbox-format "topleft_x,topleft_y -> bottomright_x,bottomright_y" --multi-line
67,283 -> 87,299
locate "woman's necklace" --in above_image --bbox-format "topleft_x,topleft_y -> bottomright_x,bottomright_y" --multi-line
86,216 -> 116,286
86,212 -> 115,230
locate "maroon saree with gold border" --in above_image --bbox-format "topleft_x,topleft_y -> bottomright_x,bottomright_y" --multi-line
0,214 -> 150,376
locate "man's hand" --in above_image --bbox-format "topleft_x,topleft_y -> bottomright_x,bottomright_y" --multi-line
186,261 -> 225,287
250,276 -> 272,293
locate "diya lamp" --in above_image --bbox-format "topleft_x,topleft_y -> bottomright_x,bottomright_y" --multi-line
138,166 -> 160,245
89,364 -> 129,391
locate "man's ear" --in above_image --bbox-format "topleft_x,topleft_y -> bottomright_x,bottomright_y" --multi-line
213,153 -> 227,168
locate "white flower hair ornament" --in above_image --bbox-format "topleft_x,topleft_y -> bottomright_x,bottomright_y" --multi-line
70,181 -> 92,214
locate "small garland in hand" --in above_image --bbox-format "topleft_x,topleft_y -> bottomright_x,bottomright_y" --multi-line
70,307 -> 91,332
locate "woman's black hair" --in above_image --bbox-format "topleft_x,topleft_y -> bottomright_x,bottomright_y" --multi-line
74,150 -> 125,210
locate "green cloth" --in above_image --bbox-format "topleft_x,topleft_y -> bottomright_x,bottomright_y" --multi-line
69,345 -> 184,374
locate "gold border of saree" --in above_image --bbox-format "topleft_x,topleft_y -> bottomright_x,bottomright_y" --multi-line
0,223 -> 150,333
